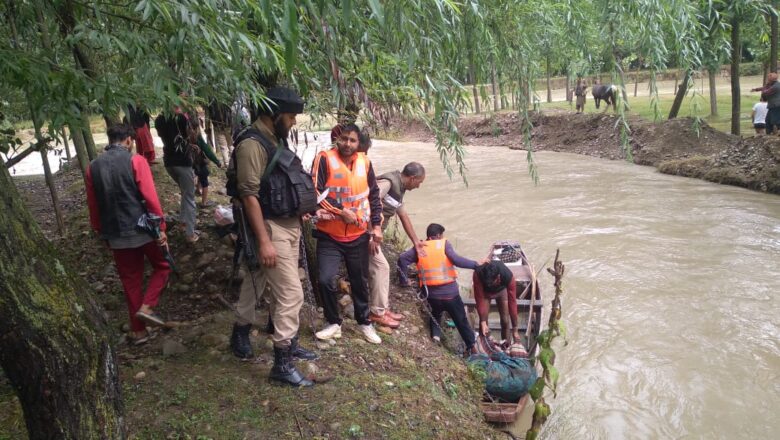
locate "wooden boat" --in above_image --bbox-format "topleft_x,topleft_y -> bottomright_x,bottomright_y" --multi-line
463,241 -> 542,424
463,240 -> 543,356
481,394 -> 530,424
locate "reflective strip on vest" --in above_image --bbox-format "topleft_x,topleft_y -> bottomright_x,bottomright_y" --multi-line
383,194 -> 402,209
316,149 -> 372,237
417,239 -> 458,286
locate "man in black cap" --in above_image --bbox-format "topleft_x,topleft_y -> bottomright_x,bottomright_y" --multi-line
226,86 -> 319,387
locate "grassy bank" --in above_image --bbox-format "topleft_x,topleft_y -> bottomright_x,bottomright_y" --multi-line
1,154 -> 497,439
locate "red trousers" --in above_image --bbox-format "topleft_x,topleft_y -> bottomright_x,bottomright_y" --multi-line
112,241 -> 170,331
134,124 -> 156,163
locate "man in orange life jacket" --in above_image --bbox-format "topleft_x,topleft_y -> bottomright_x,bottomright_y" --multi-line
312,124 -> 384,344
397,223 -> 479,355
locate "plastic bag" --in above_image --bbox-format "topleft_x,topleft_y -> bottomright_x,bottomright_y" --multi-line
214,205 -> 234,226
467,352 -> 537,402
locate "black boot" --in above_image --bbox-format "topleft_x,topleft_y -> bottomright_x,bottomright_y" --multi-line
230,323 -> 254,360
270,346 -> 314,387
290,335 -> 319,361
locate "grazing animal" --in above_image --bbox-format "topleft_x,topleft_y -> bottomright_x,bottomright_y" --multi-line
592,84 -> 617,111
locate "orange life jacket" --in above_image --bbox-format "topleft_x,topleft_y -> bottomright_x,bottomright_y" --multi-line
313,148 -> 371,238
417,239 -> 458,287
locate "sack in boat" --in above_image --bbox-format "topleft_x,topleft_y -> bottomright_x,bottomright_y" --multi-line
467,352 -> 537,403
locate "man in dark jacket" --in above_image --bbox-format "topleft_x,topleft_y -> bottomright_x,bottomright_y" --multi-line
155,107 -> 199,242
85,124 -> 171,344
752,73 -> 780,134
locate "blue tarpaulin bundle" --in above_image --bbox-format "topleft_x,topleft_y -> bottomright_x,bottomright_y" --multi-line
468,352 -> 537,403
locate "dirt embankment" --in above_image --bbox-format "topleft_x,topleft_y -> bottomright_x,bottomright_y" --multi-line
389,111 -> 780,194
2,160 -> 496,439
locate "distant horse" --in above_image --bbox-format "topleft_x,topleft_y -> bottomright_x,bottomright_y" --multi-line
592,84 -> 617,111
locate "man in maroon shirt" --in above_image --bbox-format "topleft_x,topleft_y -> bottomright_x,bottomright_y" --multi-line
86,124 -> 171,344
473,260 -> 520,345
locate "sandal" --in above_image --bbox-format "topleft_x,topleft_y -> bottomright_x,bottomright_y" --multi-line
128,330 -> 157,346
186,231 -> 201,243
135,310 -> 167,327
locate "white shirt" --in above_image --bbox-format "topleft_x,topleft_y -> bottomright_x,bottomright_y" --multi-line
753,102 -> 768,124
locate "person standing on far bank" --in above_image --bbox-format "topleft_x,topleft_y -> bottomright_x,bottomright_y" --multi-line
85,124 -> 171,344
751,73 -> 780,134
226,86 -> 318,387
574,77 -> 588,114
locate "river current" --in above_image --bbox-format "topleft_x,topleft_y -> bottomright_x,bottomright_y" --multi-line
361,139 -> 780,439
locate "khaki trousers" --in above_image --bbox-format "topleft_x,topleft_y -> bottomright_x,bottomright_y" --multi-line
234,217 -> 302,347
368,248 -> 391,316
215,126 -> 232,165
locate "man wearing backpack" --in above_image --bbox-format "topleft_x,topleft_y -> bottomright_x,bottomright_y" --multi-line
226,86 -> 318,387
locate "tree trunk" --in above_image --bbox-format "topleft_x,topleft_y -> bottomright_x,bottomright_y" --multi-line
40,149 -> 65,235
0,164 -> 125,439
491,62 -> 499,112
498,69 -> 506,109
634,69 -> 639,97
763,62 -> 769,85
81,113 -> 98,161
731,17 -> 742,136
669,69 -> 692,119
69,123 -> 89,178
566,72 -> 572,102
4,147 -> 36,169
546,55 -> 552,103
62,128 -> 72,161
708,68 -> 719,117
26,105 -> 66,236
771,1 -> 778,73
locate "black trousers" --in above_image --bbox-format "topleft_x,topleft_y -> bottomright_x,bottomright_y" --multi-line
317,234 -> 370,326
428,295 -> 476,349
766,107 -> 780,134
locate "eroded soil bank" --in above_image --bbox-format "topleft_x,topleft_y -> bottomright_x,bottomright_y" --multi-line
388,111 -> 780,194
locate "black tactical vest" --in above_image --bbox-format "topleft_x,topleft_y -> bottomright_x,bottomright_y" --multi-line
89,145 -> 146,239
226,128 -> 317,218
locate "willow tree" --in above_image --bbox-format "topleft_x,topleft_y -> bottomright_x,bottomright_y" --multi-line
0,0 -> 500,436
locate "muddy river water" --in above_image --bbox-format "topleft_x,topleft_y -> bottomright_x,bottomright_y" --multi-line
361,139 -> 780,439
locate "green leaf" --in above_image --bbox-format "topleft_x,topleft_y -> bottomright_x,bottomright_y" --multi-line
528,377 -> 545,401
539,348 -> 554,369
368,0 -> 384,25
342,0 -> 353,23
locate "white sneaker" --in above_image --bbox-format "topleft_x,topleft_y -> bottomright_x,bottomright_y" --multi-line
358,324 -> 382,344
315,323 -> 342,340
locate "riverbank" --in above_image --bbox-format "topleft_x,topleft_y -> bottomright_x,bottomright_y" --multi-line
388,110 -> 780,194
2,158 -> 496,439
